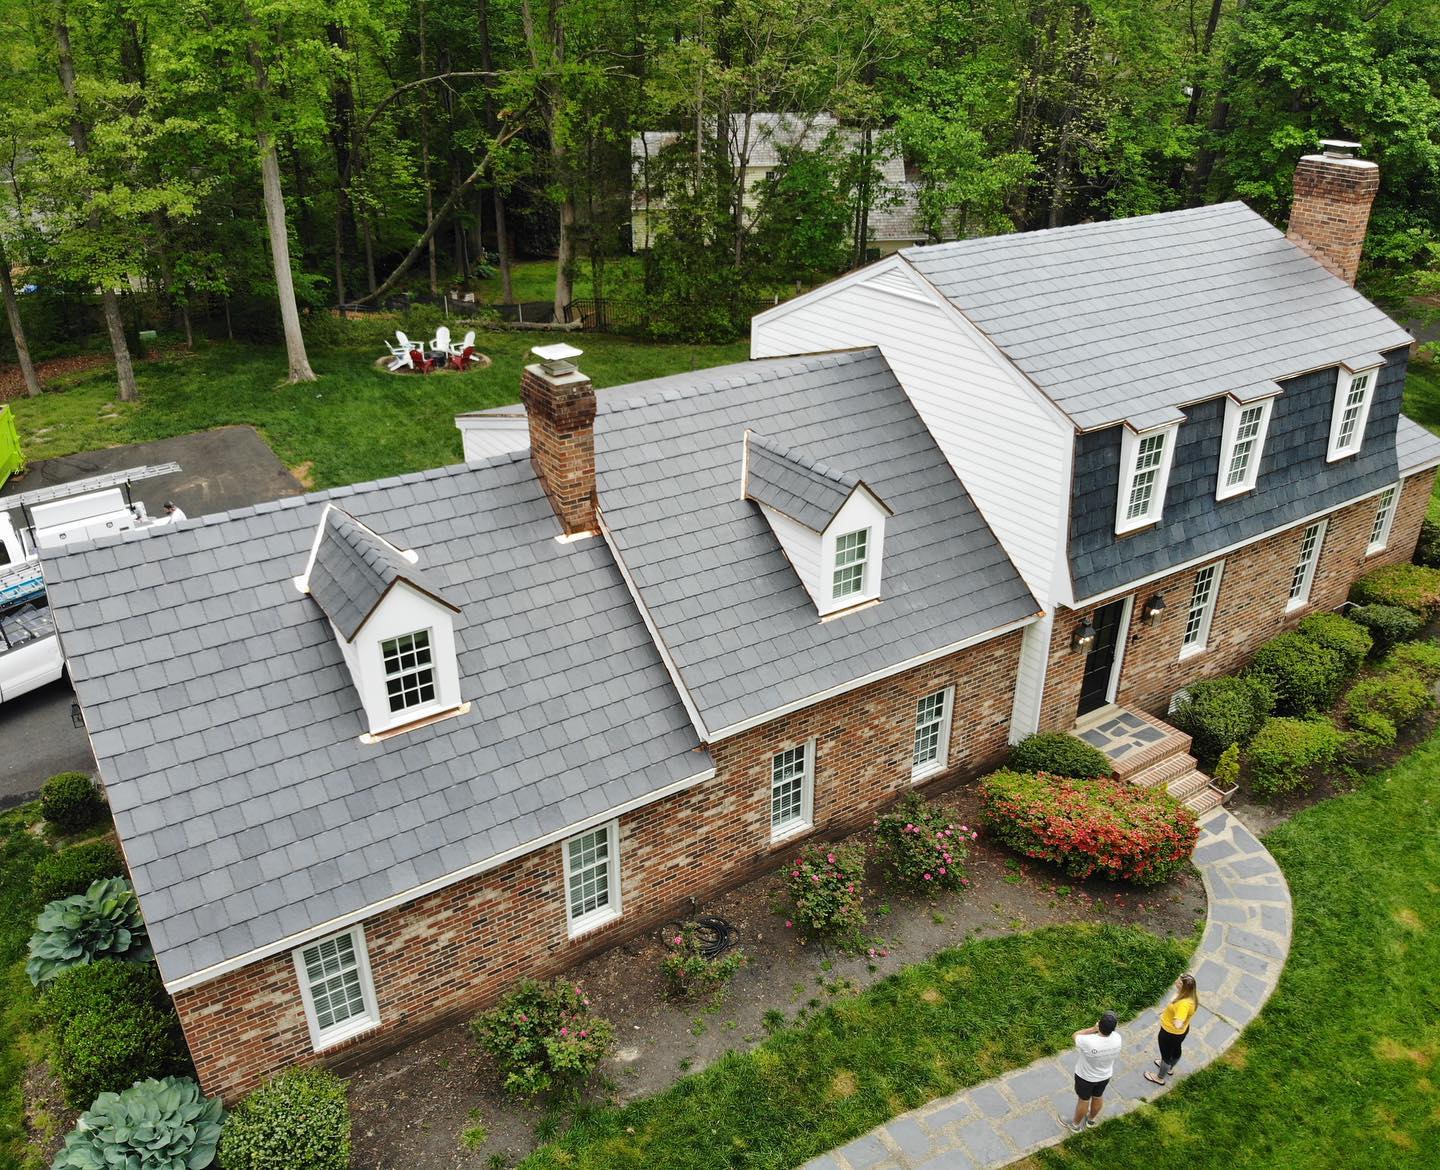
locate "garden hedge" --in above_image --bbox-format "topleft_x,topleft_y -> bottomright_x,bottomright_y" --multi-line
977,769 -> 1198,886
1349,563 -> 1440,620
1296,612 -> 1373,672
1246,632 -> 1350,716
40,772 -> 106,833
1348,603 -> 1425,654
1245,716 -> 1347,799
1345,665 -> 1434,733
219,1068 -> 351,1170
1007,732 -> 1113,779
32,838 -> 127,905
1415,518 -> 1440,569
1387,639 -> 1440,683
1169,674 -> 1276,763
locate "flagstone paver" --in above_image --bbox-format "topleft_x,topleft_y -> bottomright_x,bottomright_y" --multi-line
801,808 -> 1290,1170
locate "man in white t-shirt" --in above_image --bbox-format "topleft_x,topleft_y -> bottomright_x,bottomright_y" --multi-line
1065,1010 -> 1122,1132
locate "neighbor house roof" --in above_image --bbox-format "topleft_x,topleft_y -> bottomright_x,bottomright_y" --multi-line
42,460 -> 711,988
595,350 -> 1039,737
1397,415 -> 1440,475
902,201 -> 1414,432
743,432 -> 881,533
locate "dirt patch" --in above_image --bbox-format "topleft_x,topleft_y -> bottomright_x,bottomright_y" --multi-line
290,460 -> 317,490
0,346 -> 193,400
22,1055 -> 74,1164
347,781 -> 1206,1170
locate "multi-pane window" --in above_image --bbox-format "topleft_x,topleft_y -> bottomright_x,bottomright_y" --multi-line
831,529 -> 869,601
294,927 -> 377,1046
565,822 -> 619,931
1126,432 -> 1168,521
1367,485 -> 1398,554
381,629 -> 436,713
1221,402 -> 1270,495
770,743 -> 812,836
1288,521 -> 1326,608
1180,562 -> 1223,657
1328,368 -> 1377,460
912,688 -> 954,779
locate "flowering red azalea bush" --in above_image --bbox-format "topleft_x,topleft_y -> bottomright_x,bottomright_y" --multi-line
978,770 -> 1199,887
784,844 -> 867,945
873,792 -> 977,893
470,978 -> 614,1098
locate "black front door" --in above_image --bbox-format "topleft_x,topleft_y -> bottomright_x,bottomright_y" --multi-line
1077,598 -> 1128,717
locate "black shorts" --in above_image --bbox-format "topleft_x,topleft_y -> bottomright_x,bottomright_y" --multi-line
1074,1074 -> 1110,1100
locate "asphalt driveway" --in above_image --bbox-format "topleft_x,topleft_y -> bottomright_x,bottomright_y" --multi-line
1,427 -> 305,808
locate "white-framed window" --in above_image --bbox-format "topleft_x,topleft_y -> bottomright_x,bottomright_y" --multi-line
831,528 -> 870,601
1327,366 -> 1379,461
293,925 -> 380,1050
1287,520 -> 1327,610
911,687 -> 955,780
1180,561 -> 1224,659
1115,424 -> 1178,533
1367,484 -> 1399,554
1217,398 -> 1273,499
563,820 -> 621,936
380,628 -> 436,714
770,741 -> 814,839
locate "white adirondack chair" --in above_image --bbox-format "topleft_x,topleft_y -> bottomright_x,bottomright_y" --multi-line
448,330 -> 476,362
387,331 -> 416,372
431,325 -> 452,355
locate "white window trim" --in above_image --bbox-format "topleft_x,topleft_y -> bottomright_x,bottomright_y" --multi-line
830,527 -> 871,604
1115,424 -> 1179,534
1286,520 -> 1327,612
770,739 -> 815,842
1216,398 -> 1274,500
1178,560 -> 1225,661
292,925 -> 381,1052
562,819 -> 622,938
380,627 -> 440,718
911,686 -> 956,782
1366,484 -> 1399,555
1326,365 -> 1379,462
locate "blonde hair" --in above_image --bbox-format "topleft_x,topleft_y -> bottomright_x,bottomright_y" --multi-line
1176,973 -> 1199,1007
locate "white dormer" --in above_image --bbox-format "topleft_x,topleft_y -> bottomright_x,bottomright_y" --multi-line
296,506 -> 466,740
741,431 -> 892,617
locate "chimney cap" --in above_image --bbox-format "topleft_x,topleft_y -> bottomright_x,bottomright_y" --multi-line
1319,138 -> 1362,158
531,342 -> 585,375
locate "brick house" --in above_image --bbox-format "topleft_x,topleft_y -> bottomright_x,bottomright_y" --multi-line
43,141 -> 1440,1101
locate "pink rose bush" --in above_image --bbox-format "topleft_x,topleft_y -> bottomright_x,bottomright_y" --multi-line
872,792 -> 975,894
470,978 -> 614,1098
783,843 -> 867,946
660,921 -> 745,1000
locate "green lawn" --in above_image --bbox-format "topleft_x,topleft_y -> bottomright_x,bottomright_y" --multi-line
519,924 -> 1190,1170
1402,357 -> 1440,521
1031,728 -> 1440,1170
8,326 -> 749,490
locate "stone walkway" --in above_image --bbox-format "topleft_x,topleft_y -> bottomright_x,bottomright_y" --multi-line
804,808 -> 1291,1170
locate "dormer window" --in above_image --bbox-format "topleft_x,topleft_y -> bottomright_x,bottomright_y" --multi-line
831,529 -> 870,600
1115,423 -> 1178,534
1328,363 -> 1379,461
382,630 -> 437,713
1216,397 -> 1274,499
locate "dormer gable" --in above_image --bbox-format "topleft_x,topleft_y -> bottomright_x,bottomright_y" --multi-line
296,506 -> 465,739
741,431 -> 892,616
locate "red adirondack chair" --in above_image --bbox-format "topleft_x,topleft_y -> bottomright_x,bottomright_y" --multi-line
453,344 -> 477,370
409,349 -> 435,374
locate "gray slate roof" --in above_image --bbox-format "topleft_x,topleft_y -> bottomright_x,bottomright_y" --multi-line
743,432 -> 878,532
42,460 -> 710,987
596,351 -> 1039,736
1397,415 -> 1440,474
308,508 -> 456,640
903,201 -> 1413,431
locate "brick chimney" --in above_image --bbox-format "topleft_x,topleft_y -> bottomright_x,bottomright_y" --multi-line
521,343 -> 597,536
1286,139 -> 1379,287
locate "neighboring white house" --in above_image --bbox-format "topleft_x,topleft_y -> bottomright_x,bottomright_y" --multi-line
631,112 -> 927,254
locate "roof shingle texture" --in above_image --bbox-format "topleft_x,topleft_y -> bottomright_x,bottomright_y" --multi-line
743,432 -> 864,532
903,202 -> 1413,431
595,351 -> 1038,736
42,460 -> 710,986
1397,415 -> 1440,474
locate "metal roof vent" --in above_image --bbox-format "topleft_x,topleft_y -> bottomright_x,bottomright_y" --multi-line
531,342 -> 584,376
1319,139 -> 1361,159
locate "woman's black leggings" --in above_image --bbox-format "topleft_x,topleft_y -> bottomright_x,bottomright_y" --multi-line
1157,1027 -> 1186,1075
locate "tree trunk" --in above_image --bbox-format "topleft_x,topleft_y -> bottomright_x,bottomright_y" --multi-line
494,190 -> 513,301
478,0 -> 513,301
363,215 -> 377,293
0,237 -> 41,396
420,2 -> 438,294
554,183 -> 574,322
258,130 -> 316,381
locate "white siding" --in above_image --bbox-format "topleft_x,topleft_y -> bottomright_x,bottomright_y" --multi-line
752,260 -> 1072,602
456,416 -> 529,463
759,503 -> 823,603
1008,613 -> 1053,742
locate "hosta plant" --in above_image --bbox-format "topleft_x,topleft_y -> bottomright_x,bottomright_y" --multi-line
51,1076 -> 224,1170
27,877 -> 152,988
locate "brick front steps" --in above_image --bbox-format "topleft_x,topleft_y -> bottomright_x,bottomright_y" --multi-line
1075,705 -> 1229,815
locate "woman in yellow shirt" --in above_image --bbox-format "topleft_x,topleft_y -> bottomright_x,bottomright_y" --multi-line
1145,973 -> 1198,1085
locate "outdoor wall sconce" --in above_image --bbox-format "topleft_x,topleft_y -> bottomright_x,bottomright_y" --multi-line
1143,593 -> 1167,625
1071,620 -> 1097,654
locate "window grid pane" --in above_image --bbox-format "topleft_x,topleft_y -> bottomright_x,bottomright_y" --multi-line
1370,487 -> 1397,548
771,745 -> 807,828
302,933 -> 367,1032
567,828 -> 611,919
1126,433 -> 1167,520
381,629 -> 436,714
1336,374 -> 1371,450
913,690 -> 948,769
1182,565 -> 1218,648
832,529 -> 869,599
1289,523 -> 1324,602
1225,405 -> 1266,487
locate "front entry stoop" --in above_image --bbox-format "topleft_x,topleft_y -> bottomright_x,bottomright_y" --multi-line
1074,705 -> 1229,815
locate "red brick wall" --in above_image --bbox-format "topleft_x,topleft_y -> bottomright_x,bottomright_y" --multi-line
1286,154 -> 1380,286
520,364 -> 597,534
173,629 -> 1023,1100
1038,470 -> 1435,729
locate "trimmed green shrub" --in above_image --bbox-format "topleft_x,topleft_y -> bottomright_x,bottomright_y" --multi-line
1246,632 -> 1349,716
32,839 -> 126,905
1245,716 -> 1347,799
39,772 -> 105,833
1387,639 -> 1440,683
1297,612 -> 1374,672
1350,563 -> 1440,620
218,1068 -> 351,1170
1213,743 -> 1241,792
977,770 -> 1198,886
872,792 -> 975,893
1345,665 -> 1434,730
1416,518 -> 1440,568
52,1076 -> 223,1170
44,959 -> 176,1108
26,876 -> 152,987
659,922 -> 746,1001
1007,732 -> 1112,780
470,979 -> 615,1099
1349,603 -> 1425,654
1170,674 -> 1276,762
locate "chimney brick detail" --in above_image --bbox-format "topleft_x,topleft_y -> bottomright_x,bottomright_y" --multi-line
521,364 -> 597,535
1286,154 -> 1379,287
